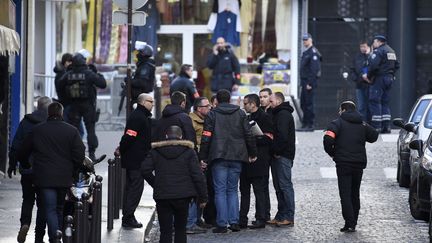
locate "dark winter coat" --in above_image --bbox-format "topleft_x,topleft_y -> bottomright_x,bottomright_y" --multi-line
17,117 -> 85,188
132,58 -> 156,100
207,49 -> 240,92
153,104 -> 196,144
243,108 -> 273,178
300,46 -> 322,88
199,103 -> 257,163
9,110 -> 47,174
141,140 -> 208,203
272,102 -> 296,161
323,110 -> 379,169
54,63 -> 70,106
170,74 -> 199,111
120,104 -> 152,170
349,52 -> 369,89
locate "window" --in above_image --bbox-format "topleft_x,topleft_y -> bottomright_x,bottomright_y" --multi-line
423,105 -> 432,129
410,99 -> 431,124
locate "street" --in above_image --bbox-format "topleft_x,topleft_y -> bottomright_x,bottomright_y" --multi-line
148,131 -> 429,242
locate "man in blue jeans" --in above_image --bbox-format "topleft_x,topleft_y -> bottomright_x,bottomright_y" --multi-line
199,89 -> 257,233
268,92 -> 296,226
18,102 -> 85,242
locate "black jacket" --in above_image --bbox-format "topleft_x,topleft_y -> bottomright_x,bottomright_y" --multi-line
153,104 -> 196,144
170,74 -> 199,111
120,104 -> 152,170
17,117 -> 86,188
207,49 -> 240,92
54,63 -> 70,106
57,57 -> 107,103
132,58 -> 156,100
243,108 -> 273,178
323,110 -> 379,169
9,110 -> 47,174
141,140 -> 208,203
300,46 -> 322,88
367,43 -> 400,78
199,103 -> 257,163
349,52 -> 369,89
272,102 -> 296,161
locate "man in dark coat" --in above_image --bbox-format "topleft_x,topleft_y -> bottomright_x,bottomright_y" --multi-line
119,93 -> 154,228
131,41 -> 156,106
170,64 -> 200,112
141,126 -> 208,243
239,94 -> 273,229
153,91 -> 196,144
53,53 -> 73,107
268,92 -> 296,227
57,50 -> 107,160
17,102 -> 85,242
199,89 -> 257,233
8,96 -> 51,243
323,101 -> 379,232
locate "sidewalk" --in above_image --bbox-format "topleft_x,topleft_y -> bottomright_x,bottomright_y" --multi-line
0,131 -> 156,243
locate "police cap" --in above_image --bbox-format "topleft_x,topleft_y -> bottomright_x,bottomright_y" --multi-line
302,33 -> 312,40
373,35 -> 387,42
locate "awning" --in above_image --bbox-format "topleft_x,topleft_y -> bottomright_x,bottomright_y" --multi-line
0,24 -> 20,56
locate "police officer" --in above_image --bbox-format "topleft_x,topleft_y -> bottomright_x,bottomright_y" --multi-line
207,37 -> 241,94
170,64 -> 200,112
348,40 -> 371,122
58,49 -> 107,161
363,35 -> 399,133
299,33 -> 322,131
131,41 -> 156,107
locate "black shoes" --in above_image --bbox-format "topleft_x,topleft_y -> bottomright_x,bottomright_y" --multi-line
212,226 -> 228,233
122,217 -> 143,228
17,224 -> 29,243
340,226 -> 356,232
228,224 -> 241,232
248,220 -> 266,229
186,226 -> 207,234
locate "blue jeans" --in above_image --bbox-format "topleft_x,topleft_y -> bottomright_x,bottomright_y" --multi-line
40,188 -> 67,242
271,157 -> 295,221
355,88 -> 369,122
212,160 -> 242,227
186,202 -> 198,228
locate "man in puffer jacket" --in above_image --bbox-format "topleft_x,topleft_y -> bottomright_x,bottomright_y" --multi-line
323,101 -> 379,233
141,126 -> 207,243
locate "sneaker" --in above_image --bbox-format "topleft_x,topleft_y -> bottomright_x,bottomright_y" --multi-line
266,219 -> 279,225
276,220 -> 294,227
229,224 -> 241,232
212,226 -> 228,233
186,225 -> 207,234
340,226 -> 356,232
17,224 -> 29,243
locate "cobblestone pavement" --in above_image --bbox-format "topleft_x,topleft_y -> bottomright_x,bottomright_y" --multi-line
148,131 -> 430,242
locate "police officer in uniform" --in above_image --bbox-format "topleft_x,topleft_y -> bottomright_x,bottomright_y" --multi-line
131,41 -> 156,107
363,35 -> 399,133
170,64 -> 200,112
58,49 -> 107,161
299,33 -> 322,131
207,37 -> 241,94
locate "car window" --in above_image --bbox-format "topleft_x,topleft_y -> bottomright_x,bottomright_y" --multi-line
424,106 -> 432,129
410,99 -> 431,124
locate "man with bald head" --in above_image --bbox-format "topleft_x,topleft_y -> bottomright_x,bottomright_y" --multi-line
119,93 -> 154,228
207,37 -> 241,93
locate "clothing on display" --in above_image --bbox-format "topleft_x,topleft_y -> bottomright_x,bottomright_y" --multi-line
252,0 -> 276,59
119,25 -> 129,63
61,0 -> 87,54
211,10 -> 240,46
132,0 -> 160,54
275,0 -> 291,51
208,0 -> 242,44
99,0 -> 113,63
84,0 -> 102,59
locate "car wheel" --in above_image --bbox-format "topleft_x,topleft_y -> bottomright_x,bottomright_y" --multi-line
409,182 -> 429,221
399,160 -> 410,188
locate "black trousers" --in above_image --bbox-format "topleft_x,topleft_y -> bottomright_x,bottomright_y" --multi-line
239,173 -> 267,224
203,168 -> 216,225
67,102 -> 98,153
336,166 -> 363,228
156,198 -> 190,243
20,174 -> 46,241
263,174 -> 271,221
122,169 -> 144,219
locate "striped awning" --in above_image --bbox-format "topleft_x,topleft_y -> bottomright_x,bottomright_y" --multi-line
0,24 -> 20,56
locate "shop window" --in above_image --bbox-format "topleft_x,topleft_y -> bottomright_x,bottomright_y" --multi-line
158,0 -> 214,25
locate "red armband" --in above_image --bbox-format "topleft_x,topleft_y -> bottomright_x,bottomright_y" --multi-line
325,130 -> 336,139
202,131 -> 212,137
264,132 -> 274,140
126,129 -> 138,137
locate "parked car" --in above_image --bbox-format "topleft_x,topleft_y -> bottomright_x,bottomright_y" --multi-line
393,95 -> 432,187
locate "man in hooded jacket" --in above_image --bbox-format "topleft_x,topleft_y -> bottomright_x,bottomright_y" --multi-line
323,101 -> 378,232
170,64 -> 200,112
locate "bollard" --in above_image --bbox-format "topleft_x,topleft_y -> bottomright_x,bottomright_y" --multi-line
107,159 -> 115,230
63,215 -> 73,243
74,201 -> 83,243
114,156 -> 122,219
55,230 -> 62,243
90,176 -> 103,243
81,193 -> 90,243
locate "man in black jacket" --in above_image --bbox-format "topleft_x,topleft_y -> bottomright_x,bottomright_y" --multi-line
141,126 -> 207,243
170,64 -> 200,112
8,96 -> 51,243
323,101 -> 379,232
348,41 -> 370,122
199,89 -> 257,233
119,93 -> 154,228
240,94 -> 273,229
131,41 -> 156,106
268,92 -> 296,227
153,91 -> 196,144
53,53 -> 73,107
57,50 -> 107,161
17,102 -> 85,243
